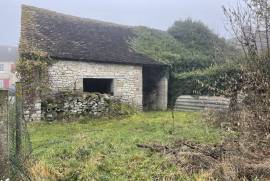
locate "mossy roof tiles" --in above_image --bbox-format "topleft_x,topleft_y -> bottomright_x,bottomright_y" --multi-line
20,5 -> 164,66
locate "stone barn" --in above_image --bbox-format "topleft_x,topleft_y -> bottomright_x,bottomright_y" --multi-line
19,5 -> 168,116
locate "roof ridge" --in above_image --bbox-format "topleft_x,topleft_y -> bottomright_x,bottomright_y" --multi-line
21,4 -> 135,29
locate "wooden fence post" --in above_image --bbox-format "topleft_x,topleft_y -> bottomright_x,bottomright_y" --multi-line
0,90 -> 9,179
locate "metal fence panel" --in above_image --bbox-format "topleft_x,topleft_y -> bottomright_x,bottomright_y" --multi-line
174,95 -> 230,112
0,83 -> 32,180
8,83 -> 32,180
0,90 -> 9,180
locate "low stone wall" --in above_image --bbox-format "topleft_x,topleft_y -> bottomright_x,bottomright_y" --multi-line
24,99 -> 42,122
0,90 -> 9,179
41,92 -> 136,121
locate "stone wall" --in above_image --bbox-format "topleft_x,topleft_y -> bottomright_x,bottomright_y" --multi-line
42,92 -> 135,121
48,60 -> 143,108
156,76 -> 168,111
24,99 -> 42,122
0,90 -> 9,179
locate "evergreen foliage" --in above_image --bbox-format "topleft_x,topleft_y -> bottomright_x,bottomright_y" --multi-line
131,26 -> 214,73
168,18 -> 234,64
131,21 -> 238,105
169,63 -> 242,105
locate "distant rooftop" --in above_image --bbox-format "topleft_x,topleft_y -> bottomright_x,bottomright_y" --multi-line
0,45 -> 18,62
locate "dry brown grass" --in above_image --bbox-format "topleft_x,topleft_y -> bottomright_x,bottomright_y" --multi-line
138,130 -> 270,181
28,161 -> 58,181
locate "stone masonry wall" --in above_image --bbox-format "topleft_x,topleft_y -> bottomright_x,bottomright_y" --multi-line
42,92 -> 135,121
156,76 -> 168,111
48,60 -> 143,108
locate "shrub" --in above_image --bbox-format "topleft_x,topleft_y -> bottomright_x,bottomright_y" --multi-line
169,63 -> 242,106
131,26 -> 216,73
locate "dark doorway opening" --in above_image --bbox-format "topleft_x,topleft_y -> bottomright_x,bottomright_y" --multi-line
143,66 -> 164,110
83,78 -> 113,95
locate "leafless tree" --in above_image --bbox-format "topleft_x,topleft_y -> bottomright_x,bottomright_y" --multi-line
223,0 -> 270,151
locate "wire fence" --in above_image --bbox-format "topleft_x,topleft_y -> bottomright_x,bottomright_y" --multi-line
0,83 -> 32,181
0,90 -> 9,180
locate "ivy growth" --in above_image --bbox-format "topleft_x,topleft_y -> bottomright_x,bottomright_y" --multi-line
16,52 -> 54,116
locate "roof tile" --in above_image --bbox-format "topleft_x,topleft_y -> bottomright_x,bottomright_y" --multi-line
20,5 -> 164,66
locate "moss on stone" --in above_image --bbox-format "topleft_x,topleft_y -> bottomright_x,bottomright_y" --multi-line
41,91 -> 137,121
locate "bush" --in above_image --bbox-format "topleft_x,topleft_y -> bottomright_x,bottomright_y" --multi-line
169,63 -> 242,106
168,18 -> 236,64
130,26 -> 216,73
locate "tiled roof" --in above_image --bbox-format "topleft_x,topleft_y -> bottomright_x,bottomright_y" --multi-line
20,5 -> 164,66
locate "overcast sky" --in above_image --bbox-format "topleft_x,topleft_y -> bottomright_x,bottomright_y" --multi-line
0,0 -> 237,46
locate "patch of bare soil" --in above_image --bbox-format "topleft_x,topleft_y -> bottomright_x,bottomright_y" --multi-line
137,139 -> 270,180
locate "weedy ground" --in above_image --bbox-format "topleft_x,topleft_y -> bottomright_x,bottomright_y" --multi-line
28,112 -> 225,180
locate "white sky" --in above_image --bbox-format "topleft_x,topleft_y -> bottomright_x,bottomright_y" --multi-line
0,0 -> 238,46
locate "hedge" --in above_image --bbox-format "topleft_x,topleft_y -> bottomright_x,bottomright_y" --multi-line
168,63 -> 242,106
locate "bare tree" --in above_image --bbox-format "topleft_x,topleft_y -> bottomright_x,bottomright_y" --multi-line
223,0 -> 270,150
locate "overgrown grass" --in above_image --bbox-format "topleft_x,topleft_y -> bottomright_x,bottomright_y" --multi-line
28,112 -> 225,180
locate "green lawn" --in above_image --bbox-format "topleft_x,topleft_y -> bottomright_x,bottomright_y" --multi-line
28,112 -> 224,181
